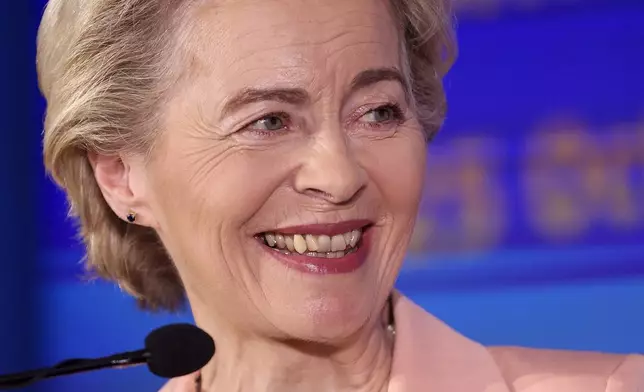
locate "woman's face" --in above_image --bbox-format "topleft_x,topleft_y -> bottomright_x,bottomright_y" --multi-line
141,0 -> 426,340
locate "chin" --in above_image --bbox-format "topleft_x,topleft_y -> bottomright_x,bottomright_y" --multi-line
268,287 -> 376,344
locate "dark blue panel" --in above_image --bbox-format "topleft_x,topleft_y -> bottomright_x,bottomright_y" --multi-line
0,1 -> 38,378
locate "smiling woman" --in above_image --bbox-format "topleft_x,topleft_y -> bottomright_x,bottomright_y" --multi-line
35,0 -> 644,391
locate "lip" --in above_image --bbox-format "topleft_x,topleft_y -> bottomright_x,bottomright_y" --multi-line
266,219 -> 372,236
256,225 -> 373,275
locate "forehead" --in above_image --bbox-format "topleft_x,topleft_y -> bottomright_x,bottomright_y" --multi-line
182,0 -> 401,91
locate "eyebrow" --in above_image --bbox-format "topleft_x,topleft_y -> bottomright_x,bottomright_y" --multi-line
348,67 -> 408,98
220,88 -> 310,119
219,67 -> 407,118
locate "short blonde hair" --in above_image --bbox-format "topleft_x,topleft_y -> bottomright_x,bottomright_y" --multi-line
37,0 -> 457,311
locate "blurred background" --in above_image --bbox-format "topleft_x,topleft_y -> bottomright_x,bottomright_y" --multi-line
1,0 -> 643,390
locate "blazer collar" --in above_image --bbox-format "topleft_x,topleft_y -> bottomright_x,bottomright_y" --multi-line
388,293 -> 511,392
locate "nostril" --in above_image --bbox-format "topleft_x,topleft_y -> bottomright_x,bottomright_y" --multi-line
303,188 -> 334,200
303,185 -> 365,205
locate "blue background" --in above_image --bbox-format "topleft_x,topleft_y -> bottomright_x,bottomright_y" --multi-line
1,0 -> 643,391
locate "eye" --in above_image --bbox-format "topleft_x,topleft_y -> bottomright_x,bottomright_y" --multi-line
247,113 -> 289,132
360,105 -> 402,124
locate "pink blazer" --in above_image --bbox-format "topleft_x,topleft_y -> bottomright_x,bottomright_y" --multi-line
390,295 -> 644,391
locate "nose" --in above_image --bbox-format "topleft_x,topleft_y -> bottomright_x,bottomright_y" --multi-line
294,134 -> 366,205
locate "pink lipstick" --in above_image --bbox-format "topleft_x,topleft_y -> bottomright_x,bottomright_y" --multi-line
256,220 -> 372,274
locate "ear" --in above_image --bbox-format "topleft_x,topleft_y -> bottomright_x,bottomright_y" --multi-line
88,152 -> 158,229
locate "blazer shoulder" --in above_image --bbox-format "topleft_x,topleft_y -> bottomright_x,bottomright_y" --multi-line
606,354 -> 644,392
487,346 -> 643,392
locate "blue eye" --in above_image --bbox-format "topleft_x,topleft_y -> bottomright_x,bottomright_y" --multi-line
250,114 -> 287,131
361,105 -> 403,124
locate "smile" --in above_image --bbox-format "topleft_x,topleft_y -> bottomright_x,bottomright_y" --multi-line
261,229 -> 362,258
255,220 -> 372,274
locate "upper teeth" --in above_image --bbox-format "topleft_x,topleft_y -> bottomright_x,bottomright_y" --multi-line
262,230 -> 362,254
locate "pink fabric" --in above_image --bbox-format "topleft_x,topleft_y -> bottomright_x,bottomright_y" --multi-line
388,295 -> 644,392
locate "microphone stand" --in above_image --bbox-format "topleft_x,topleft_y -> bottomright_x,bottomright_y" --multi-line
0,350 -> 150,390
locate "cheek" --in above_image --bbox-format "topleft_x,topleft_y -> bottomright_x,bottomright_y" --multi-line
149,142 -> 291,244
363,133 -> 427,216
146,144 -> 295,295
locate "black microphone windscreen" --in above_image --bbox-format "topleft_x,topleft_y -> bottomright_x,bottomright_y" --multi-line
144,323 -> 215,378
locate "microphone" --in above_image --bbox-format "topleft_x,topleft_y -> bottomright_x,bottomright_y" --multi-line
0,323 -> 215,390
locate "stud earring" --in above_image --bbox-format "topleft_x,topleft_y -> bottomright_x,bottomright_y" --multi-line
126,211 -> 137,223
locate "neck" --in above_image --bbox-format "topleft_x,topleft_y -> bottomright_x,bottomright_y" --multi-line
195,306 -> 395,392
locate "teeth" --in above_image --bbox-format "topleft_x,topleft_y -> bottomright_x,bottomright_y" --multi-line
293,234 -> 307,254
349,230 -> 361,247
325,251 -> 346,258
330,235 -> 346,251
260,228 -> 364,255
305,235 -> 318,251
285,236 -> 295,252
317,235 -> 331,252
265,233 -> 276,247
275,234 -> 286,248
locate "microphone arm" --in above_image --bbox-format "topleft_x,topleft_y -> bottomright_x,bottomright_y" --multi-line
0,350 -> 150,390
0,323 -> 215,389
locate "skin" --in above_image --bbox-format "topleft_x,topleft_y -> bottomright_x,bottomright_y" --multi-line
92,0 -> 427,390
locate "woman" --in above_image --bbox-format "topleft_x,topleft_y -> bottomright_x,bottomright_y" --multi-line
36,0 -> 643,391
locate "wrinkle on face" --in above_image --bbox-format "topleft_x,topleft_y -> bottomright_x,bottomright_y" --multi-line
141,0 -> 426,363
183,0 -> 400,93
